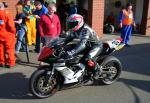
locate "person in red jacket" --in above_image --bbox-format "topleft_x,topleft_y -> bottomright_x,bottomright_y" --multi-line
39,2 -> 61,46
0,2 -> 16,68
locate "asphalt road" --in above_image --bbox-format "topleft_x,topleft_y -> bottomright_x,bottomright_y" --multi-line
0,34 -> 150,103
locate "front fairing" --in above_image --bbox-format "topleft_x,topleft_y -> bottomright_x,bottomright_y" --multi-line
38,37 -> 84,63
38,38 -> 64,61
38,46 -> 54,61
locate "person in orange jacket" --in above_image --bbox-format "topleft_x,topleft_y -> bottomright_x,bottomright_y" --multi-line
0,2 -> 16,68
119,3 -> 136,47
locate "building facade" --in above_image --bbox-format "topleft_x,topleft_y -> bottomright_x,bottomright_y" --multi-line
2,0 -> 150,36
2,0 -> 18,17
89,0 -> 150,36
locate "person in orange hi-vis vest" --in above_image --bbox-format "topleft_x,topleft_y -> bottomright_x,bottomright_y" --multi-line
0,2 -> 16,68
119,3 -> 136,47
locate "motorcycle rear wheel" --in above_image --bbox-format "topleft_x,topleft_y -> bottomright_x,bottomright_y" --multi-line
97,56 -> 122,85
29,69 -> 59,98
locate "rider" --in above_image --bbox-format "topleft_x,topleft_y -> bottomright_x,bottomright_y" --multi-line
63,14 -> 103,78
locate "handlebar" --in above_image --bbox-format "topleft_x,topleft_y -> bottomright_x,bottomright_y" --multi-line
53,44 -> 66,58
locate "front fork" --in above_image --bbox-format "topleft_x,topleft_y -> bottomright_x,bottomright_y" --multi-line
44,66 -> 55,86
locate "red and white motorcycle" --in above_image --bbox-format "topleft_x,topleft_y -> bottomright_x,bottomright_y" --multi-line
29,37 -> 124,98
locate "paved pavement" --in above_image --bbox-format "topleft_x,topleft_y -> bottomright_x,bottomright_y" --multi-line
0,34 -> 150,103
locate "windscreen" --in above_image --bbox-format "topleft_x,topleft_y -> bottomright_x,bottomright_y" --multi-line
47,37 -> 64,48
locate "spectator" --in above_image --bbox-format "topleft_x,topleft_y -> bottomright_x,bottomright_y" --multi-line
14,3 -> 27,54
39,2 -> 61,65
77,0 -> 88,23
2,2 -> 8,8
44,0 -> 56,7
39,2 -> 61,45
33,1 -> 48,53
2,2 -> 9,14
69,1 -> 78,15
35,0 -> 44,4
57,0 -> 70,32
24,0 -> 36,46
119,3 -> 136,47
0,2 -> 16,68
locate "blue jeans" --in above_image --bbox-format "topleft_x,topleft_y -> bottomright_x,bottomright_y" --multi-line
121,25 -> 132,45
15,28 -> 26,54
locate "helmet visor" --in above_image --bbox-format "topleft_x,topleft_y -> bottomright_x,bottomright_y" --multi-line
67,21 -> 78,30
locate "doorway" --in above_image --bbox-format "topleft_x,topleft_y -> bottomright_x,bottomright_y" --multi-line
104,0 -> 144,34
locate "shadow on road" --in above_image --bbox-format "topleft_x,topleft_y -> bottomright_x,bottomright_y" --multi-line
114,43 -> 150,102
0,72 -> 34,99
16,60 -> 38,68
120,79 -> 141,103
113,43 -> 150,76
0,42 -> 149,100
118,78 -> 150,103
119,78 -> 150,93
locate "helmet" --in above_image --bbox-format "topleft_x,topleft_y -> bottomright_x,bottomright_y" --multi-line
67,14 -> 84,32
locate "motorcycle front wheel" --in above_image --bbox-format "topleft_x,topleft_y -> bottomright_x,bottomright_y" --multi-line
97,56 -> 122,85
29,68 -> 59,98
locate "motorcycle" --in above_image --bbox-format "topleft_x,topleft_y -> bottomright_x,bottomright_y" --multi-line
104,23 -> 115,34
29,37 -> 124,98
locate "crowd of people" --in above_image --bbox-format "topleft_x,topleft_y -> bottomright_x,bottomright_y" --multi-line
0,0 -> 135,68
0,0 -> 80,68
16,0 -> 79,53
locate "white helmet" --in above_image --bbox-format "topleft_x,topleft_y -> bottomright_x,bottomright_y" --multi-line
67,14 -> 84,32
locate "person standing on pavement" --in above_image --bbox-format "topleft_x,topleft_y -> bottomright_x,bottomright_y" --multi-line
0,2 -> 16,68
119,3 -> 136,47
33,1 -> 48,53
15,3 -> 27,54
24,0 -> 36,46
57,0 -> 70,32
39,2 -> 61,46
69,1 -> 78,15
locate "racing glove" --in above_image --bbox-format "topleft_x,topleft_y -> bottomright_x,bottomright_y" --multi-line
64,50 -> 75,59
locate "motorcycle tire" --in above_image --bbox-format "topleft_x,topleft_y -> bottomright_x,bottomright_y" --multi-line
97,56 -> 122,85
29,68 -> 59,98
104,24 -> 115,34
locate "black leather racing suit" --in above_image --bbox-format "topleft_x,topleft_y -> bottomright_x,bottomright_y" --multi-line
65,24 -> 103,60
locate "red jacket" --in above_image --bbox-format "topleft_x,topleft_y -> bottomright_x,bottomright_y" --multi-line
39,14 -> 61,38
